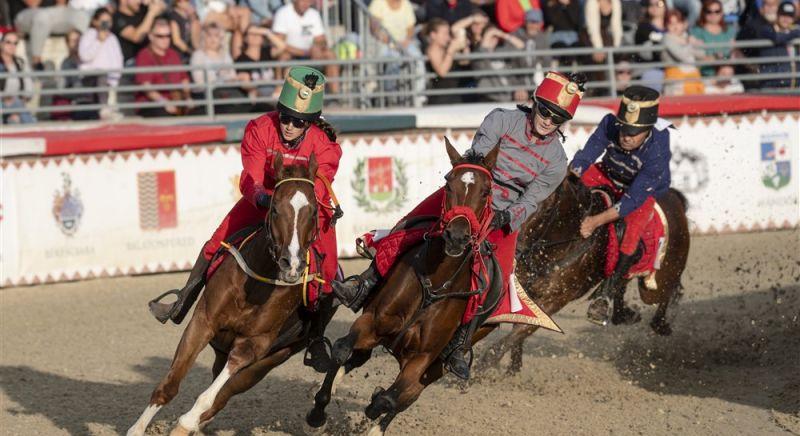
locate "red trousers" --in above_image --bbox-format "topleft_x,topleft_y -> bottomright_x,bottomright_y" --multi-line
580,164 -> 655,256
203,198 -> 338,292
401,188 -> 518,292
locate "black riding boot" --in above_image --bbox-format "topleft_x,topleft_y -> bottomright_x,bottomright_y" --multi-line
331,262 -> 380,312
148,252 -> 210,324
587,252 -> 637,326
441,316 -> 479,380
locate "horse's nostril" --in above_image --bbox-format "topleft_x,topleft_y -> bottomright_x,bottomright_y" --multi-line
278,257 -> 291,271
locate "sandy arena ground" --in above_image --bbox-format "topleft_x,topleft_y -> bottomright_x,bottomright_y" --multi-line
1,230 -> 798,436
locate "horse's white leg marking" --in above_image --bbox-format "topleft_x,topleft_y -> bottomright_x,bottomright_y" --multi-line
176,366 -> 232,432
461,171 -> 475,199
127,404 -> 162,436
331,366 -> 346,396
288,190 -> 310,275
366,423 -> 384,436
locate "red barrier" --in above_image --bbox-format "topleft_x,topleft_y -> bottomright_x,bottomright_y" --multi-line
2,124 -> 227,156
587,94 -> 800,117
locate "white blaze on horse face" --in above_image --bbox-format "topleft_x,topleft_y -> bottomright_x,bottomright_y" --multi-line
461,171 -> 475,202
177,366 -> 233,432
127,404 -> 162,436
288,190 -> 310,274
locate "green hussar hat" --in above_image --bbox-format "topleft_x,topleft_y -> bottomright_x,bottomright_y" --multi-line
278,66 -> 326,121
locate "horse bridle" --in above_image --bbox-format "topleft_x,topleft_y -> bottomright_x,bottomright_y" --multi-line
265,177 -> 319,260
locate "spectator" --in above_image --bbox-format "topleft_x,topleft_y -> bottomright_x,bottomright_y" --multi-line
704,64 -> 744,93
425,0 -> 476,25
424,17 -> 469,104
496,0 -> 543,33
190,22 -> 246,113
690,0 -> 736,76
737,0 -> 778,53
134,17 -> 194,117
13,0 -> 99,70
465,10 -> 492,50
470,22 -> 528,102
0,31 -> 35,124
668,0 -> 701,27
513,8 -> 552,88
113,0 -> 167,63
54,29 -> 98,119
235,25 -> 285,111
720,0 -> 745,24
79,8 -> 124,106
663,9 -> 706,95
239,0 -> 284,27
542,0 -> 583,51
169,0 -> 201,61
196,0 -> 250,33
368,0 -> 425,101
582,0 -> 622,95
756,1 -> 800,88
615,60 -> 634,92
272,0 -> 340,93
634,0 -> 667,89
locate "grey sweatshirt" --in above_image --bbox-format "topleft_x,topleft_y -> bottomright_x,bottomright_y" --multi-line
470,108 -> 568,231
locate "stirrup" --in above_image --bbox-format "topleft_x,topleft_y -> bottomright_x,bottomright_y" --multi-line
445,347 -> 474,380
304,336 -> 333,373
332,275 -> 369,310
586,296 -> 613,326
148,289 -> 181,324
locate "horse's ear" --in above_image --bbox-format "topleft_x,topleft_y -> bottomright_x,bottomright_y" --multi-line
483,144 -> 500,170
308,153 -> 318,179
444,137 -> 461,166
273,152 -> 284,180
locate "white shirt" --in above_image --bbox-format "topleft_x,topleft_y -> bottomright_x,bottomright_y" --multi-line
79,28 -> 124,86
69,0 -> 109,11
368,0 -> 415,43
271,4 -> 325,52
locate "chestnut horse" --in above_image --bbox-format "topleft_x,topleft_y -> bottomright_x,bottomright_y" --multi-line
127,154 -> 339,436
305,140 -> 500,435
475,175 -> 690,375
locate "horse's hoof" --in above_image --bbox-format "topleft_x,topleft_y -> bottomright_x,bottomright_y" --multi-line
587,298 -> 612,326
169,424 -> 192,436
651,319 -> 673,336
365,388 -> 394,420
612,306 -> 642,325
304,409 -> 327,433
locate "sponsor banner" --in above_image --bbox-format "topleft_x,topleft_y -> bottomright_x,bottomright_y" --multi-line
1,114 -> 797,286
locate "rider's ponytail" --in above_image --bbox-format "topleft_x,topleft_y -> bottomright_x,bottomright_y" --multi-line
312,117 -> 338,142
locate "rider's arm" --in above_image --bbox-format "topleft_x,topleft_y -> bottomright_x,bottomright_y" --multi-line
239,119 -> 272,207
470,108 -> 507,154
615,143 -> 671,217
313,137 -> 343,205
506,153 -> 568,231
569,114 -> 614,176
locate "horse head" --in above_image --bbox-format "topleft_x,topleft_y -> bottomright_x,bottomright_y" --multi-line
267,153 -> 319,283
440,137 -> 499,257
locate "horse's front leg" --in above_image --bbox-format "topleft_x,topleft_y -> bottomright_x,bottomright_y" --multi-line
127,308 -> 215,436
306,348 -> 372,431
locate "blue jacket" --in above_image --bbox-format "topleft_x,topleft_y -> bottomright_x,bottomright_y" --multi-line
570,113 -> 672,217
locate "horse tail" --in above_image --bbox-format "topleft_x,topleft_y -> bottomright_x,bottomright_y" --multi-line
313,117 -> 338,142
669,188 -> 689,212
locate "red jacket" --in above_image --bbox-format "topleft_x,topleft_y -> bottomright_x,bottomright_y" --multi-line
496,0 -> 542,33
239,112 -> 342,219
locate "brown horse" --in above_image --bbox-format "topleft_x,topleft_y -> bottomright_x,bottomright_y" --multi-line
475,175 -> 690,375
127,154 -> 339,436
305,139 -> 500,435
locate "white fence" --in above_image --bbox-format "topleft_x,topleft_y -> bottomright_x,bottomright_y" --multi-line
1,113 -> 798,286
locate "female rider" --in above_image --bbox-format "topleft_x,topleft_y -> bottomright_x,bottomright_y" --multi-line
148,66 -> 342,327
334,71 -> 586,380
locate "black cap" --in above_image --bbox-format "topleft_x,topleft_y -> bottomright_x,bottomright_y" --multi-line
778,1 -> 796,16
616,85 -> 660,135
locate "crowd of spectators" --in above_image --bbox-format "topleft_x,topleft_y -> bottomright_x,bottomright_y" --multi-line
0,0 -> 798,122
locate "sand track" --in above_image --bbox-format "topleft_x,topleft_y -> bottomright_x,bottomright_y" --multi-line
1,230 -> 798,435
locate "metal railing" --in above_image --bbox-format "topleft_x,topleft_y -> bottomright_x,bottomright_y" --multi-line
1,39 -> 798,121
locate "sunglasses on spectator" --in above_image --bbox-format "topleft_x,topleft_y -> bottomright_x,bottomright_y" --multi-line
704,8 -> 722,14
279,113 -> 309,128
649,1 -> 665,7
152,33 -> 172,39
535,101 -> 568,125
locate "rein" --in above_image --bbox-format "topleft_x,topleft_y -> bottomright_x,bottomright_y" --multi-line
527,180 -> 597,250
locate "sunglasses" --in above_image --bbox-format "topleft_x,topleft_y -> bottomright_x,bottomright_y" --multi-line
279,113 -> 309,128
705,8 -> 722,14
649,1 -> 665,7
152,33 -> 171,39
535,101 -> 568,125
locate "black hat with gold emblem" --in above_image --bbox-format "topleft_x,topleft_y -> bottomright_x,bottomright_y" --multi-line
616,85 -> 660,135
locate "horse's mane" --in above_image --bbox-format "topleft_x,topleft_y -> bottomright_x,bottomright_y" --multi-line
460,149 -> 487,166
281,164 -> 312,179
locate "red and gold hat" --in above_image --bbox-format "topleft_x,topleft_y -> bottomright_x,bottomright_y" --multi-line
533,72 -> 585,120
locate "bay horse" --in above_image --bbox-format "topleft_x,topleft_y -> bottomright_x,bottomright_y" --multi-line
305,139 -> 501,435
475,174 -> 690,375
127,154 -> 339,436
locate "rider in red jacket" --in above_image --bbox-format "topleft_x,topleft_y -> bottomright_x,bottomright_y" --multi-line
148,67 -> 342,325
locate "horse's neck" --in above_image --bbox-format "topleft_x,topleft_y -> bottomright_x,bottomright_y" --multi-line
240,228 -> 279,277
